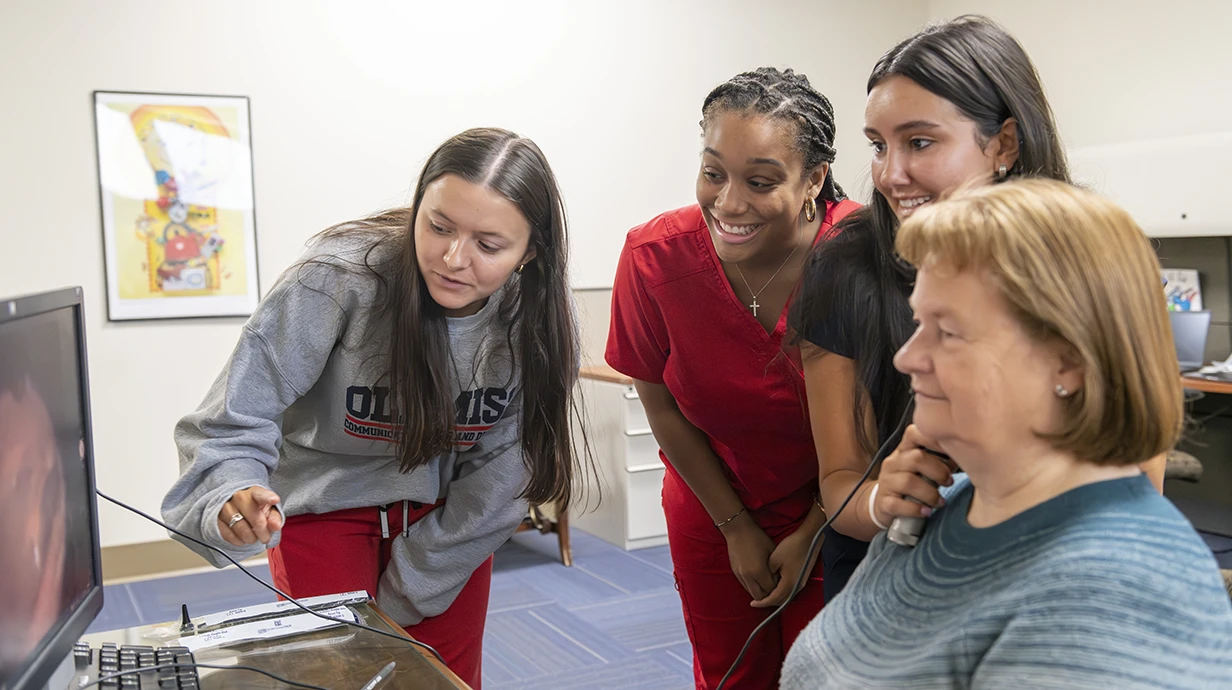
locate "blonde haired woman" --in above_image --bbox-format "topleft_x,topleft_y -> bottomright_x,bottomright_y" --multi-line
782,179 -> 1232,689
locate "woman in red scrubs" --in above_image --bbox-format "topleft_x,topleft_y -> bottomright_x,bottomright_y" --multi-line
606,67 -> 859,689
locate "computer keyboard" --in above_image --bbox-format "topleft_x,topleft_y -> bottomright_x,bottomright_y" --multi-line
69,641 -> 201,689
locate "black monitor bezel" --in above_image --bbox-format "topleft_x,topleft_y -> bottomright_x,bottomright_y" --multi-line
2,287 -> 104,690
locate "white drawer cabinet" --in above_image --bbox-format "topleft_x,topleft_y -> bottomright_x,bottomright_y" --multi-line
572,368 -> 669,550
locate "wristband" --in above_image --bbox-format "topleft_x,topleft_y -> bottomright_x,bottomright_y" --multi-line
868,482 -> 890,531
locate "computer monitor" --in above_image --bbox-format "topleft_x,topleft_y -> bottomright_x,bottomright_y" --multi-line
0,288 -> 103,690
1171,310 -> 1212,373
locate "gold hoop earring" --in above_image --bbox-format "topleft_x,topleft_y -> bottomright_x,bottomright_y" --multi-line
516,264 -> 525,274
997,164 -> 1008,179
803,197 -> 817,223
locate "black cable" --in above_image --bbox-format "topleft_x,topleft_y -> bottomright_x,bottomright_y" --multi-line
714,399 -> 915,690
95,490 -> 448,667
78,662 -> 327,690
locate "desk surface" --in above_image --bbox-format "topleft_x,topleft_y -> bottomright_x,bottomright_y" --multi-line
580,364 -> 632,385
81,602 -> 470,689
1182,374 -> 1232,395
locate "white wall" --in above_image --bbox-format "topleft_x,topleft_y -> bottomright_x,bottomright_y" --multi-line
923,0 -> 1232,238
0,0 -> 926,547
926,0 -> 1232,148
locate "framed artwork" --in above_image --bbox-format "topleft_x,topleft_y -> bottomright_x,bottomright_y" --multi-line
92,91 -> 259,321
1162,268 -> 1202,311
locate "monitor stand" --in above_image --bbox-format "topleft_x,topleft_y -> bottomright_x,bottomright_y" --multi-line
43,651 -> 73,690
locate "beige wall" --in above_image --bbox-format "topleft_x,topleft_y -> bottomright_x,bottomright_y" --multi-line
926,0 -> 1232,148
574,288 -> 613,367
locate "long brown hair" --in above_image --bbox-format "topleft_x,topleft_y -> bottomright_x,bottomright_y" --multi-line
308,128 -> 589,508
790,15 -> 1071,455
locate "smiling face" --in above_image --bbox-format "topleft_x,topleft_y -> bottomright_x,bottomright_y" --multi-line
414,174 -> 536,318
864,75 -> 1013,221
695,112 -> 826,265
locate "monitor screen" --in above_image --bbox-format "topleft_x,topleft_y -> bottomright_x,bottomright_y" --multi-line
1171,310 -> 1211,371
0,289 -> 102,690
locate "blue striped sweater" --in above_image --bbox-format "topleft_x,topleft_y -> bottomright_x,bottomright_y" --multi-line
781,474 -> 1232,689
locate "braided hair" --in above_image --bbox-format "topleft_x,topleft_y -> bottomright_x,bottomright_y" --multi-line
701,67 -> 845,203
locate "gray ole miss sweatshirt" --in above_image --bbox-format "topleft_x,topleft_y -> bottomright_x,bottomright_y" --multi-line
161,235 -> 535,625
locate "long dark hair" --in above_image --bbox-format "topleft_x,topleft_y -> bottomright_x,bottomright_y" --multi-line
701,67 -> 846,204
789,15 -> 1071,454
306,128 -> 588,507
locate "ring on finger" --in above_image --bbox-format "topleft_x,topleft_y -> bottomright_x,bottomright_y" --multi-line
227,513 -> 246,529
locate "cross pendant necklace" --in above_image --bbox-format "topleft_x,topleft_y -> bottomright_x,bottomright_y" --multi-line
734,225 -> 804,319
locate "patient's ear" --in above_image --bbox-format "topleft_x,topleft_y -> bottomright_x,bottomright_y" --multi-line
1052,341 -> 1084,398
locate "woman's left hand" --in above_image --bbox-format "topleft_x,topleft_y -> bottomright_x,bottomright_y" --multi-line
749,528 -> 819,609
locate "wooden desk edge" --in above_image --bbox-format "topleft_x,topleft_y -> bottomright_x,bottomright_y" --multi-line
369,605 -> 473,689
1181,374 -> 1232,395
580,364 -> 633,386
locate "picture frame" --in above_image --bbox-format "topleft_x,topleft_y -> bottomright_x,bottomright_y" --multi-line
92,90 -> 260,321
1162,268 -> 1203,312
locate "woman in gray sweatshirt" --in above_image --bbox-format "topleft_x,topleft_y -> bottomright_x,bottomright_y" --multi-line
160,128 -> 588,688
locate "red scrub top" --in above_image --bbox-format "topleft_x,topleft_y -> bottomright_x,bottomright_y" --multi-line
606,200 -> 860,528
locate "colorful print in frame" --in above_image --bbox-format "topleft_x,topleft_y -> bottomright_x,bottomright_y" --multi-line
93,91 -> 259,320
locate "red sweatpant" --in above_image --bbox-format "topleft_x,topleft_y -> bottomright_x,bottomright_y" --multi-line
267,500 -> 493,689
664,470 -> 826,690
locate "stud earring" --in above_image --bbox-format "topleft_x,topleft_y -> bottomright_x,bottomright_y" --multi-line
516,264 -> 525,274
1055,384 -> 1070,398
997,164 -> 1008,179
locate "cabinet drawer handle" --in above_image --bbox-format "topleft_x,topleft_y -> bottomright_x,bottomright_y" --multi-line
624,429 -> 654,438
626,463 -> 663,474
623,391 -> 640,401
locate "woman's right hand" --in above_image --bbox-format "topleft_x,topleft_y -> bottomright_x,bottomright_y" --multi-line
721,512 -> 779,601
873,425 -> 957,526
217,486 -> 284,547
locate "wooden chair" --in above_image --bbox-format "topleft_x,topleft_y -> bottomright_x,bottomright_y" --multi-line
515,504 -> 572,567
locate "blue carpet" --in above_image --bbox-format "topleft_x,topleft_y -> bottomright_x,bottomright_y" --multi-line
91,530 -> 693,689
